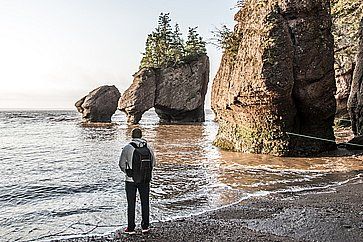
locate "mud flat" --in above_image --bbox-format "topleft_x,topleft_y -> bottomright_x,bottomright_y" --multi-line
55,172 -> 363,242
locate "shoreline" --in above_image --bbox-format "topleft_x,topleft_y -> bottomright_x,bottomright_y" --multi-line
54,172 -> 363,242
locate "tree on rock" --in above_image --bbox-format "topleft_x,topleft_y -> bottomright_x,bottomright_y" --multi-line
211,24 -> 241,61
140,34 -> 157,68
332,0 -> 363,74
169,24 -> 185,65
140,13 -> 207,69
141,13 -> 174,68
185,27 -> 207,61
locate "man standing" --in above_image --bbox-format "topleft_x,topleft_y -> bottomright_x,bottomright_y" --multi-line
119,128 -> 156,234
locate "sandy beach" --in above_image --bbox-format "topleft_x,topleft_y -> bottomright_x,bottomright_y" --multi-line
54,171 -> 363,242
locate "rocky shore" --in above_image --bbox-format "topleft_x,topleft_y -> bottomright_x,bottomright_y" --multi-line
55,172 -> 363,242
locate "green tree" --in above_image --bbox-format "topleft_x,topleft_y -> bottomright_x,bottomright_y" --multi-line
331,0 -> 363,74
211,25 -> 241,58
185,27 -> 207,61
140,13 -> 207,69
169,23 -> 185,65
154,13 -> 174,67
140,34 -> 156,68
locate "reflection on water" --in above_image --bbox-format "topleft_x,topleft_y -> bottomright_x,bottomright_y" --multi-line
217,151 -> 363,192
0,110 -> 362,241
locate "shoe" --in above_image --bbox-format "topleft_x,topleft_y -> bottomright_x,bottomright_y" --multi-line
114,229 -> 124,239
124,228 -> 136,235
142,227 -> 150,233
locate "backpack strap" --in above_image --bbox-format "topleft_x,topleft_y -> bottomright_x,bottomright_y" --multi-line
126,142 -> 138,170
129,142 -> 138,149
130,141 -> 147,148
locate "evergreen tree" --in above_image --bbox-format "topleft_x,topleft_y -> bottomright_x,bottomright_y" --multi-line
331,0 -> 363,74
169,23 -> 185,65
140,34 -> 156,68
185,27 -> 207,61
211,25 -> 241,58
139,13 -> 207,69
155,13 -> 174,67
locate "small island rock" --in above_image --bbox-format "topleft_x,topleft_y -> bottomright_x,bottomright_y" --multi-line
118,55 -> 209,124
75,85 -> 121,123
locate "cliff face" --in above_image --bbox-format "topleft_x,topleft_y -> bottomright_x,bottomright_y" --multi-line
348,18 -> 363,136
335,66 -> 354,121
119,55 -> 209,124
75,85 -> 121,123
212,0 -> 336,156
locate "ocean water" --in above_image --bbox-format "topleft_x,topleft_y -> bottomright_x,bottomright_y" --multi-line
0,110 -> 362,241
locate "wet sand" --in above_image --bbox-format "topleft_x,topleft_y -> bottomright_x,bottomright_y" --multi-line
57,172 -> 363,242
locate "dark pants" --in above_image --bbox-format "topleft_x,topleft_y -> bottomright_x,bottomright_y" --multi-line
125,181 -> 150,230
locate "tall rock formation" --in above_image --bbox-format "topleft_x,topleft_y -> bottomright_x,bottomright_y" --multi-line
348,18 -> 363,136
335,66 -> 354,121
119,55 -> 209,124
212,0 -> 336,156
75,85 -> 121,123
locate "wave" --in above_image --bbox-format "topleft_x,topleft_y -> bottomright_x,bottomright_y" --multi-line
47,172 -> 363,242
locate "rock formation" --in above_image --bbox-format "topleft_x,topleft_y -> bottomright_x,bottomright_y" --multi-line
335,65 -> 354,122
75,85 -> 121,123
212,0 -> 337,156
345,135 -> 363,150
348,18 -> 363,136
118,69 -> 157,124
119,55 -> 209,124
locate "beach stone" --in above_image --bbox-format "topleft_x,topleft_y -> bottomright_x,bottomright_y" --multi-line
118,55 -> 209,124
75,85 -> 121,123
212,0 -> 336,156
348,18 -> 363,136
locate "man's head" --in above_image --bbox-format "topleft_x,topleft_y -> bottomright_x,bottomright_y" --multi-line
131,128 -> 142,139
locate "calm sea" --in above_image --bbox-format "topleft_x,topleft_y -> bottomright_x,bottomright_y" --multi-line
0,110 -> 362,241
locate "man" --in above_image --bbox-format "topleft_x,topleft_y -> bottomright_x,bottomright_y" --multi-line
119,128 -> 156,234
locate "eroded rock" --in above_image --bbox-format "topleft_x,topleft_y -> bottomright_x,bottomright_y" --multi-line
345,136 -> 363,150
75,85 -> 121,123
212,0 -> 336,156
348,18 -> 363,136
335,66 -> 354,122
118,55 -> 209,124
118,69 -> 157,124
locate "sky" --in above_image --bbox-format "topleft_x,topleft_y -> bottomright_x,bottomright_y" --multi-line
0,0 -> 238,110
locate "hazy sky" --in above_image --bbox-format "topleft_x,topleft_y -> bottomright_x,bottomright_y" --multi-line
0,0 -> 238,109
